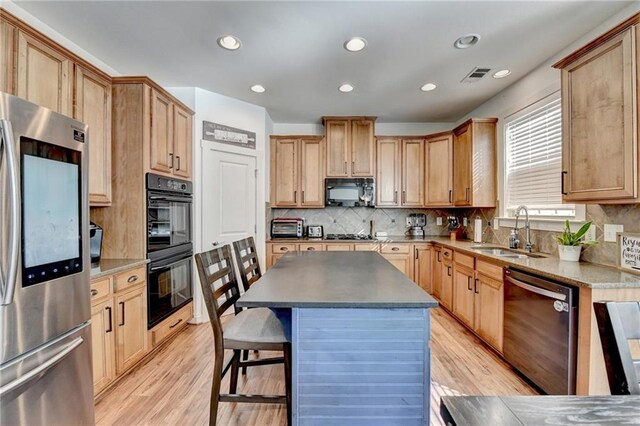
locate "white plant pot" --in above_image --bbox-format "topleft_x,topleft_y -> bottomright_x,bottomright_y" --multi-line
558,244 -> 581,262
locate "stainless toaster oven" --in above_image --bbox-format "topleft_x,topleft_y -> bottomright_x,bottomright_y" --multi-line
271,218 -> 304,238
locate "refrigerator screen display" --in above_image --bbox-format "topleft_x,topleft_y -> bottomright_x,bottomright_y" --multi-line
21,137 -> 83,287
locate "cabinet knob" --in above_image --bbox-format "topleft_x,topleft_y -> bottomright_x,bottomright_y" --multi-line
91,289 -> 98,297
127,275 -> 138,283
280,247 -> 288,252
392,247 -> 400,252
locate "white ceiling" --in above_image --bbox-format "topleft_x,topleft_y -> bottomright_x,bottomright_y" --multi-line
14,1 -> 634,123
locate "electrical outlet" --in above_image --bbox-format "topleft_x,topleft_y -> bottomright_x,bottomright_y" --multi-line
604,224 -> 624,242
463,217 -> 468,226
584,223 -> 596,242
436,217 -> 443,226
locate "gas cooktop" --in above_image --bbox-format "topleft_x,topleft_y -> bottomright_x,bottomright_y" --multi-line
325,234 -> 374,240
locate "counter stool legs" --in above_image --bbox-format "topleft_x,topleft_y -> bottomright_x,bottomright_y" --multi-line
284,343 -> 292,425
241,350 -> 248,375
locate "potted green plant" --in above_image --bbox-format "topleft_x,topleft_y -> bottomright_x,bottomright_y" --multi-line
556,220 -> 597,262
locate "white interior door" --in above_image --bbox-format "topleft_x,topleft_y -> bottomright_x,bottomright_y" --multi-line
201,148 -> 257,251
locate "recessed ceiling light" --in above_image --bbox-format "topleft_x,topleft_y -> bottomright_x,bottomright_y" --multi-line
420,83 -> 437,92
338,83 -> 354,93
454,34 -> 480,49
493,69 -> 512,79
217,35 -> 241,50
250,84 -> 266,93
344,37 -> 367,52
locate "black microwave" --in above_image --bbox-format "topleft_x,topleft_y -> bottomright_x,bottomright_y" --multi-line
325,178 -> 375,207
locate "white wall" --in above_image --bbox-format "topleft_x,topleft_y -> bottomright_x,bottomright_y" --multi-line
457,2 -> 640,221
272,122 -> 454,136
168,87 -> 271,323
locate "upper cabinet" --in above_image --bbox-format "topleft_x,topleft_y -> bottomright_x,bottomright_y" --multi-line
401,138 -> 425,207
554,15 -> 639,203
324,117 -> 376,177
425,132 -> 454,206
376,138 -> 401,207
173,105 -> 193,179
149,88 -> 174,174
75,65 -> 112,205
376,137 -> 425,207
1,11 -> 115,206
452,119 -> 497,207
16,29 -> 72,116
270,136 -> 324,208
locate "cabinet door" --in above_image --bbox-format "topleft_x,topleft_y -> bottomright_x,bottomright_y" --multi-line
150,89 -> 174,174
16,30 -> 72,115
75,65 -> 112,206
441,261 -> 454,310
267,253 -> 285,269
414,245 -> 433,293
402,139 -> 425,206
115,285 -> 147,375
562,27 -> 637,201
300,138 -> 324,207
376,138 -> 401,206
452,265 -> 475,327
382,254 -> 413,280
1,19 -> 15,94
325,120 -> 349,177
453,124 -> 473,206
474,274 -> 504,352
432,248 -> 443,299
271,138 -> 299,206
351,119 -> 375,176
173,105 -> 192,179
91,298 -> 116,395
326,244 -> 353,252
425,134 -> 453,206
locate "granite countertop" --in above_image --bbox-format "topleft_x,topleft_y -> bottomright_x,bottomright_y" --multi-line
91,258 -> 149,279
267,236 -> 640,289
238,251 -> 439,309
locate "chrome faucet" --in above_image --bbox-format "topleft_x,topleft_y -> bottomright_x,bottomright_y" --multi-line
513,205 -> 534,253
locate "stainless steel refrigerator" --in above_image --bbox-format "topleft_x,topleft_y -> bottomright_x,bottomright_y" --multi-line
0,93 -> 94,425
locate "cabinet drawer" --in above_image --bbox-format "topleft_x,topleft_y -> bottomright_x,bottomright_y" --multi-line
354,243 -> 380,252
454,251 -> 475,269
476,259 -> 503,281
90,276 -> 112,303
271,243 -> 297,254
326,244 -> 353,251
150,302 -> 193,348
381,243 -> 411,254
299,243 -> 324,252
114,266 -> 147,293
441,248 -> 453,261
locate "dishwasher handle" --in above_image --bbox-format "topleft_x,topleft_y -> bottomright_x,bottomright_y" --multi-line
506,276 -> 567,301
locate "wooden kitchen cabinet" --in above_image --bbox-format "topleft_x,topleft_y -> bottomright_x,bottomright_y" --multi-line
452,119 -> 497,207
150,88 -> 174,174
402,139 -> 425,206
414,244 -> 433,293
115,284 -> 147,375
326,244 -> 354,251
91,298 -> 116,396
432,247 -> 443,299
441,256 -> 454,311
425,132 -> 454,206
74,64 -> 112,206
554,20 -> 639,203
324,116 -> 376,177
0,18 -> 15,94
376,137 -> 401,206
173,104 -> 193,179
270,136 -> 324,208
16,29 -> 72,115
452,264 -> 475,327
474,273 -> 504,352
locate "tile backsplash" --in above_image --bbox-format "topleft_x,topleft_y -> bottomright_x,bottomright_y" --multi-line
269,203 -> 640,268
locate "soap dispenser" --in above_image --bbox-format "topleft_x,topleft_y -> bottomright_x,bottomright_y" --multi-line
509,229 -> 520,249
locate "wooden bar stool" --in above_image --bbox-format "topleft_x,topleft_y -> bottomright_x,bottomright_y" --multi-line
195,245 -> 292,425
594,301 -> 640,395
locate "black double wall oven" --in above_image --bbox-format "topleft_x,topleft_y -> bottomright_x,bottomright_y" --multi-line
146,173 -> 193,329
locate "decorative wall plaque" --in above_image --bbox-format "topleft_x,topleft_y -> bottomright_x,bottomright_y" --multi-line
203,121 -> 256,149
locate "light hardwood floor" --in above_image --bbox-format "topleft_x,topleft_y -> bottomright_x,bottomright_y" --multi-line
95,308 -> 538,425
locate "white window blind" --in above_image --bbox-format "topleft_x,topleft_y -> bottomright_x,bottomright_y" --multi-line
505,97 -> 575,217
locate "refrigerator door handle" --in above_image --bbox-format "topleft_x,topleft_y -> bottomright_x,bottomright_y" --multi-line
0,120 -> 20,306
0,337 -> 83,397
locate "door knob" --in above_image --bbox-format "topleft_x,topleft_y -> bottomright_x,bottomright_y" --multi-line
212,241 -> 220,247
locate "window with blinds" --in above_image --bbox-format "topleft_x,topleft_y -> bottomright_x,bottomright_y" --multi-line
505,97 -> 575,217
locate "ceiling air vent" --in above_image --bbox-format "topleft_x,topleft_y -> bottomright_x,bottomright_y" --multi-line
461,67 -> 492,83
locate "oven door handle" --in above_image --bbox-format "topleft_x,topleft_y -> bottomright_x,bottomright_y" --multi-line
506,276 -> 566,301
148,195 -> 192,203
150,256 -> 191,272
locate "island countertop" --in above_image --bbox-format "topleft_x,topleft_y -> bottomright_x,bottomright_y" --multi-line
237,251 -> 438,309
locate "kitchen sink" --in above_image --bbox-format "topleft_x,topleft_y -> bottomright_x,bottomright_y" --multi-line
469,246 -> 545,259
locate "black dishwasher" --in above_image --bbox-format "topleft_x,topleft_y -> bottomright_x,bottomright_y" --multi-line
503,268 -> 579,395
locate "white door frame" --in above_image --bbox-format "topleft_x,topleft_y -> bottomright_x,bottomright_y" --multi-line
192,139 -> 265,323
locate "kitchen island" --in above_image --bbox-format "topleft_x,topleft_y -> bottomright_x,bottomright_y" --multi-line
237,251 -> 438,426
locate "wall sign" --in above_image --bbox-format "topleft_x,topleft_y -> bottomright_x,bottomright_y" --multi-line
618,233 -> 640,274
203,121 -> 256,149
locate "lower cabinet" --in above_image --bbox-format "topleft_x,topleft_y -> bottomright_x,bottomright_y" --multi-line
413,244 -> 433,293
474,261 -> 505,352
440,257 -> 454,311
148,302 -> 193,349
90,266 -> 149,398
432,247 -> 443,299
452,264 -> 475,328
